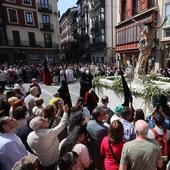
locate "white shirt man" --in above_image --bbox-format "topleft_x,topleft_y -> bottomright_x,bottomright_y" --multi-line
0,116 -> 28,170
24,87 -> 39,115
27,105 -> 69,168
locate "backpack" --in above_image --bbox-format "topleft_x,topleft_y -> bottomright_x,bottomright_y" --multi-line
151,128 -> 168,157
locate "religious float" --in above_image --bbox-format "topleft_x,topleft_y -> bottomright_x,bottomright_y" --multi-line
93,17 -> 170,114
93,74 -> 170,114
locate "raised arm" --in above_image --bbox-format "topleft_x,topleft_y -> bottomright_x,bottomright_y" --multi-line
51,104 -> 69,135
153,17 -> 167,29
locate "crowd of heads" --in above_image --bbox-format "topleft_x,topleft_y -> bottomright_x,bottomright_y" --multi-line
0,62 -> 170,170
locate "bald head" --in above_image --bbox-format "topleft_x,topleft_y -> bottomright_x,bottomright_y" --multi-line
29,116 -> 48,130
135,120 -> 149,137
30,87 -> 39,97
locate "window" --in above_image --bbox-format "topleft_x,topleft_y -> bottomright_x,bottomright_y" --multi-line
164,28 -> 170,37
165,4 -> 170,26
121,0 -> 126,20
133,0 -> 139,15
25,11 -> 34,25
101,13 -> 104,20
101,7 -> 104,13
7,8 -> 18,23
42,15 -> 50,23
148,0 -> 155,8
28,32 -> 36,46
23,0 -> 31,5
0,29 -> 5,45
12,31 -> 21,46
44,33 -> 52,47
40,0 -> 49,8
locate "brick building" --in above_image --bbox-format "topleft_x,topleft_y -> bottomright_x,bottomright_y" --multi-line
160,0 -> 170,68
115,0 -> 159,69
0,0 -> 60,64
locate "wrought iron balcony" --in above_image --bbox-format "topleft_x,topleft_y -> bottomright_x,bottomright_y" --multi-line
0,39 -> 58,48
37,3 -> 52,13
40,23 -> 54,32
0,39 -> 8,46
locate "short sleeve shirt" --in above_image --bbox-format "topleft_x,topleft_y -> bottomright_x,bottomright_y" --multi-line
120,139 -> 162,170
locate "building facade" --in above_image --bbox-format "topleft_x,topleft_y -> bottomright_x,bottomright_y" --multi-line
76,0 -> 91,62
160,0 -> 170,68
0,0 -> 60,64
59,7 -> 78,62
0,0 -> 8,54
59,0 -> 119,63
105,0 -> 118,63
88,0 -> 106,63
115,0 -> 159,70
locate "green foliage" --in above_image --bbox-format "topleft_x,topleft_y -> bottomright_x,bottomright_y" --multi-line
93,76 -> 123,91
148,73 -> 170,82
93,76 -> 168,102
92,76 -> 104,87
111,77 -> 123,91
142,85 -> 166,102
148,72 -> 157,80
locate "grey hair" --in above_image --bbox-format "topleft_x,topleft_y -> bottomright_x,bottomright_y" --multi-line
29,87 -> 38,95
29,116 -> 42,130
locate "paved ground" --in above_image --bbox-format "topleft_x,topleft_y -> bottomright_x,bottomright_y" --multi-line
23,81 -> 80,105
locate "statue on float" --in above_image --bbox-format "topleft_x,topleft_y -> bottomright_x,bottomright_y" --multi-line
133,17 -> 167,81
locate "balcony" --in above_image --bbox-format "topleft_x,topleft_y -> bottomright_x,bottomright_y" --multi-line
0,39 -> 8,46
40,23 -> 54,32
0,39 -> 58,49
37,3 -> 52,13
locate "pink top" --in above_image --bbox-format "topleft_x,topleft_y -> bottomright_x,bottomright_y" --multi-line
72,143 -> 91,170
100,136 -> 124,170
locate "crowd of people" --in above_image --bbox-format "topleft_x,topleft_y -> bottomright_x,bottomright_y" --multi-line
0,61 -> 170,89
0,62 -> 170,170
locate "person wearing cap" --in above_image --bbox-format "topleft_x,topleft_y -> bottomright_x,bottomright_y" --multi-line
27,104 -> 69,170
110,105 -> 123,123
79,70 -> 93,100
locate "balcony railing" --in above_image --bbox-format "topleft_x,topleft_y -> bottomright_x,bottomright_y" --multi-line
37,3 -> 52,13
40,23 -> 54,32
0,39 -> 58,48
0,39 -> 8,46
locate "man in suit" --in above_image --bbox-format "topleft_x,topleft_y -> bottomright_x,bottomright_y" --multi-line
87,107 -> 108,170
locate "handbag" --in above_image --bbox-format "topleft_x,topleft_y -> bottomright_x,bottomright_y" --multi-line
108,141 -> 120,164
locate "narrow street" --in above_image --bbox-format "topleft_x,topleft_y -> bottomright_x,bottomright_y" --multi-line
23,81 -> 80,105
